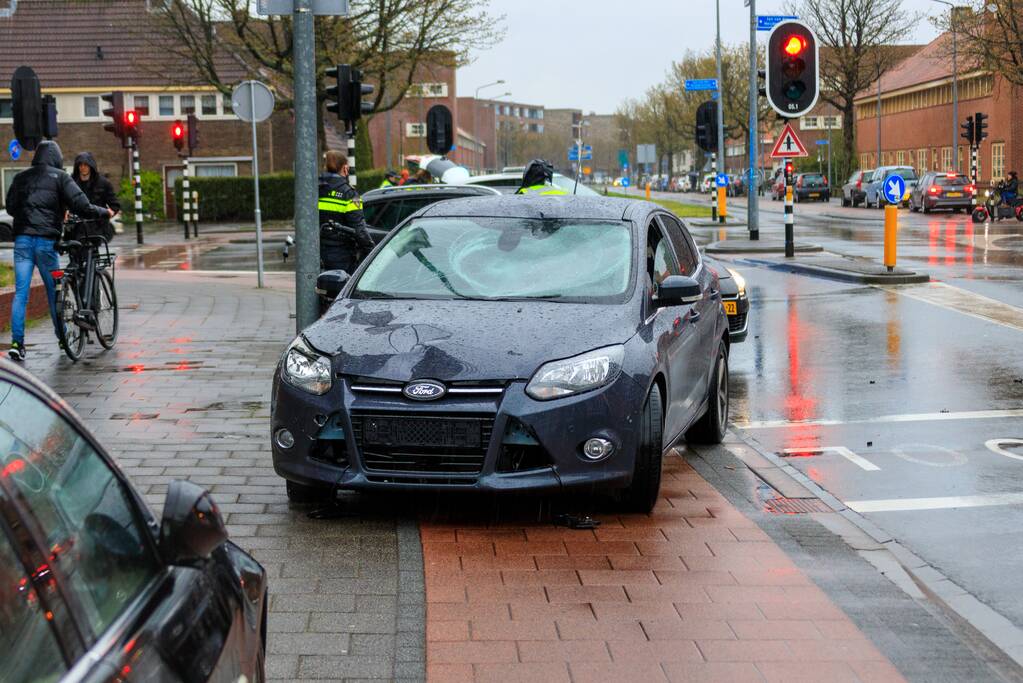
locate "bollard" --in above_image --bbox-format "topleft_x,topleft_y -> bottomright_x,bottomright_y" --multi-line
191,190 -> 199,237
645,182 -> 651,200
717,187 -> 727,224
711,205 -> 717,221
883,203 -> 898,271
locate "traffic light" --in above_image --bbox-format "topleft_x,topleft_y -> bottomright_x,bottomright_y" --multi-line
123,109 -> 139,143
766,20 -> 819,118
784,160 -> 794,180
172,119 -> 185,152
101,91 -> 125,143
975,112 -> 988,144
187,113 -> 199,151
960,115 -> 974,145
11,66 -> 43,151
695,100 -> 717,152
351,68 -> 374,121
324,64 -> 350,121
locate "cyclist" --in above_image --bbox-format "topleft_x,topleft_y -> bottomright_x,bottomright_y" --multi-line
71,152 -> 120,237
318,150 -> 374,273
5,141 -> 110,361
516,159 -> 567,196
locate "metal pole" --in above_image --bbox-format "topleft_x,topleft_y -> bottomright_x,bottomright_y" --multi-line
348,123 -> 357,188
876,66 -> 882,168
132,140 -> 143,244
784,164 -> 794,257
292,0 -> 319,331
251,82 -> 265,289
827,125 -> 832,190
971,143 -> 978,212
715,0 -> 725,184
952,20 -> 959,170
386,109 -> 392,170
747,0 -> 759,238
182,156 -> 191,240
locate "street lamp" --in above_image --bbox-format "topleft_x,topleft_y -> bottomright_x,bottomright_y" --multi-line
933,0 -> 960,170
474,80 -> 505,172
573,118 -> 591,192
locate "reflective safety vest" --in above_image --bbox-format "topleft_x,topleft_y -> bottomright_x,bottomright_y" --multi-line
379,179 -> 394,189
516,184 -> 568,196
317,193 -> 362,214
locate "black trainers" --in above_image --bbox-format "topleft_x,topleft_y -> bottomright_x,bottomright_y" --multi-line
8,342 -> 25,362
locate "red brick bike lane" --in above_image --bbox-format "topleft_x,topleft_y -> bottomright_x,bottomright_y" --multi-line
419,454 -> 905,683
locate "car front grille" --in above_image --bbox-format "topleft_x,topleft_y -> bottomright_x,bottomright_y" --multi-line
350,412 -> 494,475
728,311 -> 748,333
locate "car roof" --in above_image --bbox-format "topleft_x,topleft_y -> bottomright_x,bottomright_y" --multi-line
361,184 -> 500,202
417,194 -> 653,221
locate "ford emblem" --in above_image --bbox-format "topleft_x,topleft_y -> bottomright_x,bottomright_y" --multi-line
403,380 -> 446,401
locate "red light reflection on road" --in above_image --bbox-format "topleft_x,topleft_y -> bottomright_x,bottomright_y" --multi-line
782,293 -> 820,453
928,223 -> 939,265
945,222 -> 956,265
964,223 -> 974,266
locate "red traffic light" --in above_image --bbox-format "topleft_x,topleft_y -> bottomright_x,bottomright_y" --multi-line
172,123 -> 183,139
783,35 -> 806,56
784,161 -> 794,173
124,110 -> 138,125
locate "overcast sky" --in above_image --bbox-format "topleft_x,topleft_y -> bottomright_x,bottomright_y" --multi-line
458,0 -> 944,113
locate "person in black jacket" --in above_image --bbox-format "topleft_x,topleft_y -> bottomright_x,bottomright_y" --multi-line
5,141 -> 109,361
71,151 -> 120,234
317,150 -> 374,273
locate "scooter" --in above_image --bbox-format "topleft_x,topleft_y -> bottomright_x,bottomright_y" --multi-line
972,182 -> 1023,223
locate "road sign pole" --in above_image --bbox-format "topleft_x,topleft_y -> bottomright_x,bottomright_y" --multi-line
293,0 -> 320,331
715,0 -> 725,186
747,0 -> 759,239
970,143 -> 978,212
251,82 -> 265,289
347,122 -> 357,188
884,203 -> 898,271
784,163 -> 794,258
132,139 -> 143,245
182,156 -> 191,240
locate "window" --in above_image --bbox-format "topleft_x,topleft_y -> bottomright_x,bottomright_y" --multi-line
194,163 -> 236,177
83,96 -> 99,117
0,98 -> 11,119
133,95 -> 150,116
201,94 -> 217,116
180,95 -> 195,115
406,122 -> 426,138
658,215 -> 698,276
159,95 -> 174,116
801,116 -> 819,130
917,149 -> 928,172
941,147 -> 952,170
896,151 -> 905,166
992,142 -> 1005,180
411,82 -> 448,98
223,96 -> 232,115
514,107 -> 521,117
0,519 -> 68,683
0,381 -> 161,637
646,223 -> 679,310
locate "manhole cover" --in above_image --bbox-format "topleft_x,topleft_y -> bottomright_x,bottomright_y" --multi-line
764,497 -> 832,514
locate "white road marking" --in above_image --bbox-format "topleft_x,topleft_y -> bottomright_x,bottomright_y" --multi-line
848,493 -> 1023,513
738,408 -> 1023,429
782,446 -> 880,471
881,281 -> 1023,333
986,439 -> 1023,462
891,443 -> 968,468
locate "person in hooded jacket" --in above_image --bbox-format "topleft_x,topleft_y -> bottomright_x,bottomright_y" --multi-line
71,151 -> 120,234
318,150 -> 375,273
5,141 -> 110,361
516,159 -> 567,196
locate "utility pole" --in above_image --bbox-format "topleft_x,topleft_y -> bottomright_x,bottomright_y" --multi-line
876,63 -> 882,168
715,0 -> 725,186
292,0 -> 319,332
747,0 -> 759,238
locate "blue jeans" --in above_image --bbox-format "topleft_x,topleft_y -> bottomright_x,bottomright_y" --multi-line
11,235 -> 61,345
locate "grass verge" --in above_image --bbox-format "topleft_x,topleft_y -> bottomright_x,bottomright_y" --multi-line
605,191 -> 714,218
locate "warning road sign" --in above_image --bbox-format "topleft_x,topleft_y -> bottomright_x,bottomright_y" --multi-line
770,122 -> 809,158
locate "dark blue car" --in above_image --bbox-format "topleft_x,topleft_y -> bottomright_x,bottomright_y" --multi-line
271,196 -> 730,512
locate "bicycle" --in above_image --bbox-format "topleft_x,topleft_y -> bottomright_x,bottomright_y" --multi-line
53,216 -> 118,361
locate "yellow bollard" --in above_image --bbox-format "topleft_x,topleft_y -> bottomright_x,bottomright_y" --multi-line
717,187 -> 727,223
645,182 -> 651,200
883,203 -> 898,271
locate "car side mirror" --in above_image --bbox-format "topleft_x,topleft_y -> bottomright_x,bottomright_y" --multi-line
316,270 -> 350,300
159,480 -> 228,566
656,275 -> 702,308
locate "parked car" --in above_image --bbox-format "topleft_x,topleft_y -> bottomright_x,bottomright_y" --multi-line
771,171 -> 786,201
464,172 -> 600,196
841,169 -> 873,207
706,257 -> 750,344
0,360 -> 267,682
909,171 -> 975,213
864,166 -> 918,208
274,195 -> 731,513
793,173 -> 830,202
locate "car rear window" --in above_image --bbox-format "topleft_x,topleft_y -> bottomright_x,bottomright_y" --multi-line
936,175 -> 969,187
888,168 -> 918,180
354,217 -> 633,304
802,174 -> 825,183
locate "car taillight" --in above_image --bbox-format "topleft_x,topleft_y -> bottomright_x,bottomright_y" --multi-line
928,185 -> 941,195
50,270 -> 64,279
966,184 -> 977,195
856,178 -> 862,190
823,176 -> 828,186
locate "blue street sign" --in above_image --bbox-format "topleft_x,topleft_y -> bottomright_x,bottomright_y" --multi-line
8,139 -> 20,161
715,173 -> 729,188
622,177 -> 631,188
711,91 -> 719,101
757,15 -> 798,31
684,79 -> 718,92
815,139 -> 829,145
882,174 -> 906,204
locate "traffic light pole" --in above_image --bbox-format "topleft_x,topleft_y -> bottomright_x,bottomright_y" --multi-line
715,0 -> 726,223
292,0 -> 320,332
971,143 -> 978,212
784,162 -> 794,258
347,123 -> 357,189
747,0 -> 759,239
131,139 -> 143,245
182,156 -> 191,240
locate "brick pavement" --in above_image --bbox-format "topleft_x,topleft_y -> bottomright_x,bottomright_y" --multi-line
11,265 -> 425,682
421,455 -> 906,683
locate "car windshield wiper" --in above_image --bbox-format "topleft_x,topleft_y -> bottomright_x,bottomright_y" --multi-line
353,290 -> 400,299
477,294 -> 566,301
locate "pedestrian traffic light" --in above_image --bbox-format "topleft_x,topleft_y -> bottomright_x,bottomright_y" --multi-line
695,100 -> 717,153
960,115 -> 974,145
172,119 -> 185,152
187,113 -> 199,151
975,112 -> 988,144
101,91 -> 125,144
351,68 -> 374,121
123,109 -> 139,143
11,66 -> 44,151
766,20 -> 819,118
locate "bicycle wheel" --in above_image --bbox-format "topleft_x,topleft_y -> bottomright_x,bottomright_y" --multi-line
55,276 -> 85,361
95,269 -> 118,349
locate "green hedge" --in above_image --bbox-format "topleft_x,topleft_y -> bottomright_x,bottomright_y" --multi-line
118,170 -> 165,220
174,169 -> 388,222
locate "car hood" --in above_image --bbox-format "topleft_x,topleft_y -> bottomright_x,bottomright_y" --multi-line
302,298 -> 638,382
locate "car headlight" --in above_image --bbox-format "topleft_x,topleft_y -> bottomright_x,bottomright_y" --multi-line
726,268 -> 746,298
281,336 -> 332,395
526,345 -> 624,401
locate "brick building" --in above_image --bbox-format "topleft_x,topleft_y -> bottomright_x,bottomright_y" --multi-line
0,0 -> 296,218
855,32 -> 1018,185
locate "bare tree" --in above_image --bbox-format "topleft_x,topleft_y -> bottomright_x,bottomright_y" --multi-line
938,2 -> 1023,87
787,0 -> 919,177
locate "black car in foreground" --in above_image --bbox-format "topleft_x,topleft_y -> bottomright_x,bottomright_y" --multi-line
0,360 -> 266,683
274,195 -> 731,513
